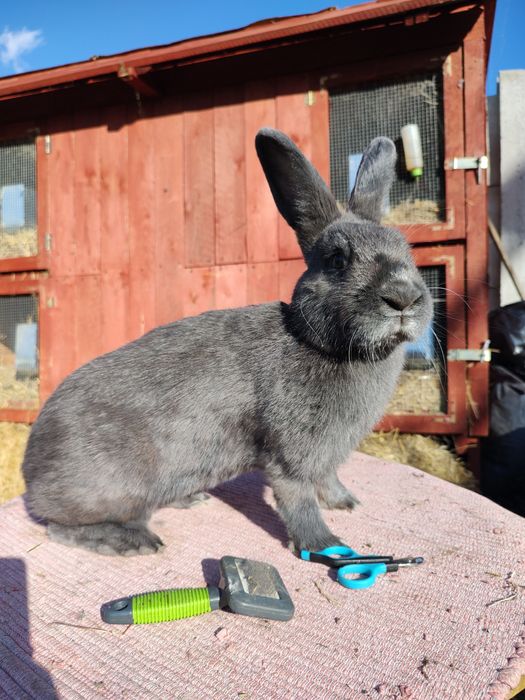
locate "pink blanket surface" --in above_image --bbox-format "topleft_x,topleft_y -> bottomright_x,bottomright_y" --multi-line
0,452 -> 524,700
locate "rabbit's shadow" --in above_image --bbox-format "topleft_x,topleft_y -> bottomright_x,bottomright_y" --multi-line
209,471 -> 289,548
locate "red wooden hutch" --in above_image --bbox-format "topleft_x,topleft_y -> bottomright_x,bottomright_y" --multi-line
0,0 -> 495,453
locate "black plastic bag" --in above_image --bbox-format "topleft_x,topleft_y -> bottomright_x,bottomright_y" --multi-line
480,302 -> 525,517
489,301 -> 525,380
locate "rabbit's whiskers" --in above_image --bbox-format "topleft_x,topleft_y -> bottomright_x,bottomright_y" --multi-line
347,327 -> 359,363
427,286 -> 472,312
299,299 -> 325,349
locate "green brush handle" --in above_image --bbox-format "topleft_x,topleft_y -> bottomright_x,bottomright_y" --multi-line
133,587 -> 211,623
101,586 -> 221,624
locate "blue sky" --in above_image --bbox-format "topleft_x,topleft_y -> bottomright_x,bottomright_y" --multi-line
0,0 -> 522,95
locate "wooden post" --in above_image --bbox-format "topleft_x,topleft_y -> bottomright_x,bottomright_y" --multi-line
463,9 -> 490,437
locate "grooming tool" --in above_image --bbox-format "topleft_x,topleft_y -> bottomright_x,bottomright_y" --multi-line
100,555 -> 294,624
301,545 -> 424,590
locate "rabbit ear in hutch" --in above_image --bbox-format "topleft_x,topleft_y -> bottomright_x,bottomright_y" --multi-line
348,137 -> 397,224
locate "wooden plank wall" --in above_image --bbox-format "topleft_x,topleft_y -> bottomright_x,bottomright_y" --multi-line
41,75 -> 325,399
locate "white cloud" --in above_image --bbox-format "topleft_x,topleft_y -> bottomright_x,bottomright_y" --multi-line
0,27 -> 43,74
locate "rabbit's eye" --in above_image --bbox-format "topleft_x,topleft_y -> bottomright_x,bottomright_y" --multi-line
328,253 -> 346,270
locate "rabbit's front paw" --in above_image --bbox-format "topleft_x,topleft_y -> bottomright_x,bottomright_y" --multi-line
292,531 -> 344,554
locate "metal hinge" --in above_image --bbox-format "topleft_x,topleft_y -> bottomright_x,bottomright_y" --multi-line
44,233 -> 52,251
46,296 -> 56,308
446,155 -> 488,184
448,341 -> 491,363
44,135 -> 51,154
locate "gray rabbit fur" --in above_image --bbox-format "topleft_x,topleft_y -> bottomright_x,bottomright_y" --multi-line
22,128 -> 433,556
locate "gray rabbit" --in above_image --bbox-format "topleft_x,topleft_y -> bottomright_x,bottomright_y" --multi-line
22,128 -> 433,556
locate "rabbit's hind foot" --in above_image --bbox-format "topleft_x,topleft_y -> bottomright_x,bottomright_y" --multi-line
47,521 -> 164,556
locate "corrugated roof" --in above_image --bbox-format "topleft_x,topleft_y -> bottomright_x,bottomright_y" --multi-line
0,0 -> 478,101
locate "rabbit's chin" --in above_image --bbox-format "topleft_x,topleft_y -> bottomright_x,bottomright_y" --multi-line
349,338 -> 405,362
348,321 -> 422,361
380,313 -> 427,344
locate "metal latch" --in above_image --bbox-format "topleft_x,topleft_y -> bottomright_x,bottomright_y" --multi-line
446,155 -> 488,184
448,341 -> 491,363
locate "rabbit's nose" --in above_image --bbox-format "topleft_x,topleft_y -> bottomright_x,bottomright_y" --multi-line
380,282 -> 422,312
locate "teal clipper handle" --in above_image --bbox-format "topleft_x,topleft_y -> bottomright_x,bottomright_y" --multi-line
337,562 -> 387,589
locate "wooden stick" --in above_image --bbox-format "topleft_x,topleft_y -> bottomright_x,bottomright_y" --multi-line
488,218 -> 525,301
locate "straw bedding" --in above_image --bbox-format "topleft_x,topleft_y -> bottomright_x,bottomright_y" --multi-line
386,369 -> 444,415
0,340 -> 39,410
0,422 -> 29,503
358,431 -> 477,490
382,199 -> 441,225
0,228 -> 38,259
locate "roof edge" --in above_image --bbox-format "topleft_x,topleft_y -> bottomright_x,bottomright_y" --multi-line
0,0 -> 482,101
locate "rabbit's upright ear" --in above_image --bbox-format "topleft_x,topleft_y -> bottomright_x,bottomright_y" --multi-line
348,137 -> 397,223
255,128 -> 340,257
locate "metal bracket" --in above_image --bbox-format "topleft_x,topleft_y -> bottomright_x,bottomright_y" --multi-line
446,155 -> 488,184
448,342 -> 491,363
44,135 -> 51,155
117,64 -> 159,98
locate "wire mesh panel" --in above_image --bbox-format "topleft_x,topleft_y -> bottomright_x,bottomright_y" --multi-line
0,138 -> 37,259
0,294 -> 39,409
329,73 -> 445,223
387,266 -> 447,415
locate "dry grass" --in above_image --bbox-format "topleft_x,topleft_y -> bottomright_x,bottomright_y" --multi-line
0,422 -> 29,503
387,369 -> 444,415
0,227 -> 38,259
358,430 -> 478,490
382,199 -> 440,225
0,347 -> 39,409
